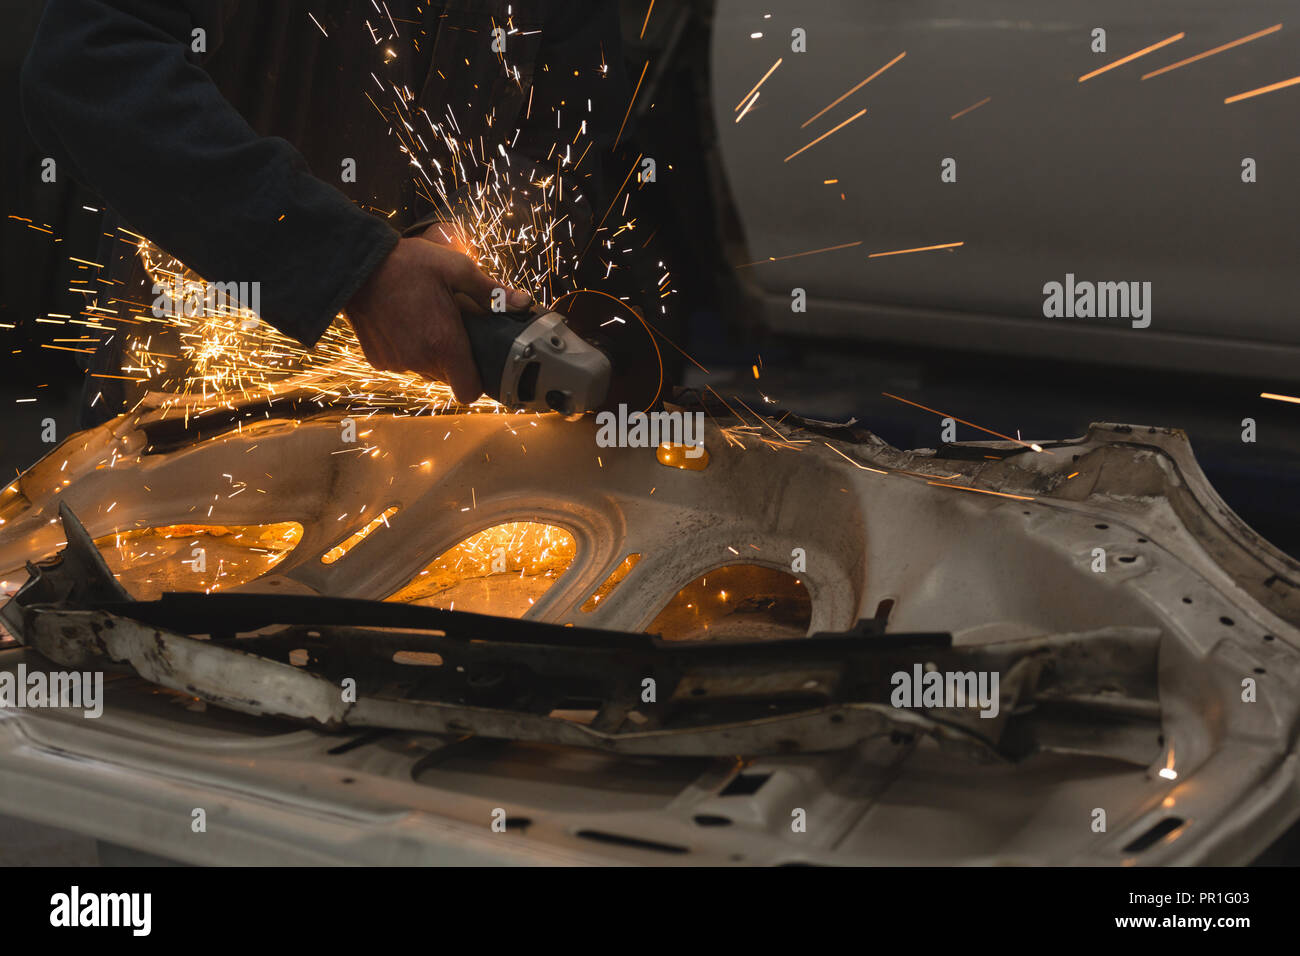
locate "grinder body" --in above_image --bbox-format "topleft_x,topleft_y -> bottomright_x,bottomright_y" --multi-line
464,309 -> 612,415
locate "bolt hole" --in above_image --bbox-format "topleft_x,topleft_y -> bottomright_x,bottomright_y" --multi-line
720,773 -> 770,797
1254,667 -> 1266,675
1263,634 -> 1275,642
873,597 -> 895,625
690,687 -> 707,696
1117,555 -> 1136,564
1220,616 -> 1234,626
1095,523 -> 1109,530
1181,597 -> 1193,605
693,815 -> 733,827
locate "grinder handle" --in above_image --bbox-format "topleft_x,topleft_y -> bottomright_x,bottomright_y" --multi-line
463,309 -> 536,403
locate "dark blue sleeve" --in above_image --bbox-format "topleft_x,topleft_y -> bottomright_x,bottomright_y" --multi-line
19,0 -> 398,347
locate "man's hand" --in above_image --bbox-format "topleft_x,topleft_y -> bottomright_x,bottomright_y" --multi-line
344,231 -> 531,403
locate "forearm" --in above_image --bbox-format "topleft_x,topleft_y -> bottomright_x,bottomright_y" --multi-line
20,0 -> 397,346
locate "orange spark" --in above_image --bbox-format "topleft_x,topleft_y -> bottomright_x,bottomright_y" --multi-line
882,391 -> 1048,453
735,91 -> 760,122
783,109 -> 867,162
926,481 -> 1035,501
801,52 -> 906,128
868,241 -> 963,258
1226,74 -> 1300,104
738,239 -> 863,268
614,60 -> 648,150
1142,24 -> 1281,80
949,96 -> 991,120
823,442 -> 888,475
1078,32 -> 1185,82
735,58 -> 783,111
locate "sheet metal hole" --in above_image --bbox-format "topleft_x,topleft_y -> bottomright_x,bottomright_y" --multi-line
393,651 -> 444,666
580,553 -> 641,612
647,565 -> 812,641
321,506 -> 400,564
92,521 -> 304,600
575,830 -> 687,854
720,773 -> 770,797
385,521 -> 576,616
873,597 -> 895,626
1122,817 -> 1185,854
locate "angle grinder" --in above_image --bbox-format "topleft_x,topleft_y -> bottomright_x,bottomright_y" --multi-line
463,290 -> 665,415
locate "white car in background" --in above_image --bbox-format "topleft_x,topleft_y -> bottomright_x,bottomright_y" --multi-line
712,0 -> 1300,382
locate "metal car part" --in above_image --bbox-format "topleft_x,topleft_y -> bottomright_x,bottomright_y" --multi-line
0,396 -> 1298,864
3,506 -> 1166,763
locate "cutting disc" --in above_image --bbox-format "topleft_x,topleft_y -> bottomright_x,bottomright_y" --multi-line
551,290 -> 665,413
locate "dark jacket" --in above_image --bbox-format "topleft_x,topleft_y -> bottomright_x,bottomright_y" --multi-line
20,0 -> 628,354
